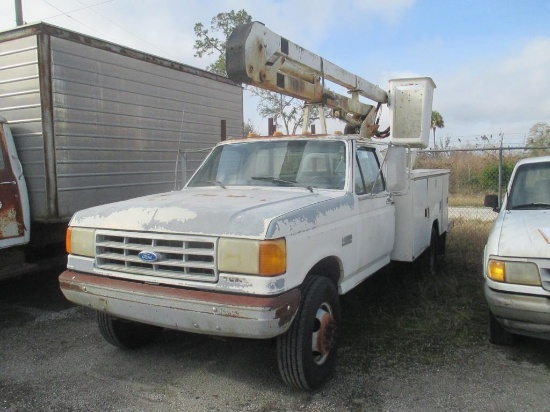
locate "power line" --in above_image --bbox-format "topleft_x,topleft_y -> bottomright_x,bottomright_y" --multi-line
38,0 -> 179,61
41,0 -> 114,21
41,0 -> 107,36
74,0 -> 179,60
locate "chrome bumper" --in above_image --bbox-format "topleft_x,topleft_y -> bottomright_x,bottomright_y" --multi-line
59,270 -> 301,339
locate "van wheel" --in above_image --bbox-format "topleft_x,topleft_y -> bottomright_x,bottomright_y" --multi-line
277,276 -> 340,390
97,312 -> 163,349
488,311 -> 514,346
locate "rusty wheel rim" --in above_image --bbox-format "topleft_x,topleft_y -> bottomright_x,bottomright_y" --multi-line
311,302 -> 336,365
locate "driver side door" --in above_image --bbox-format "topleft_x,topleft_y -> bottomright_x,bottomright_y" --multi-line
354,145 -> 395,275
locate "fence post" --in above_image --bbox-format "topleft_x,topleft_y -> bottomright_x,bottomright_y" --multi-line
498,141 -> 503,207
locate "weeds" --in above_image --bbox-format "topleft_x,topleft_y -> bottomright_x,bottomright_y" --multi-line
340,220 -> 492,371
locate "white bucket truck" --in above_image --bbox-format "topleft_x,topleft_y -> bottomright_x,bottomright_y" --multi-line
59,22 -> 450,390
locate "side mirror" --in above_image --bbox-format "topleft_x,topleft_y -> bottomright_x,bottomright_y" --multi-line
386,145 -> 408,193
484,194 -> 499,211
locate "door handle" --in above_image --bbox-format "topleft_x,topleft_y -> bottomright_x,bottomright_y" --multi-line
0,181 -> 16,185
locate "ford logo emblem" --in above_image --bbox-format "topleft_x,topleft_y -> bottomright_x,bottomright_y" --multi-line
138,251 -> 161,262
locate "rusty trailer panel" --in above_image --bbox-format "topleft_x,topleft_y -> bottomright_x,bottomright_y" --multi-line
59,270 -> 301,339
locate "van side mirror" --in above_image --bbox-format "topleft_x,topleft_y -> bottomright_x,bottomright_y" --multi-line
484,194 -> 499,211
386,145 -> 408,193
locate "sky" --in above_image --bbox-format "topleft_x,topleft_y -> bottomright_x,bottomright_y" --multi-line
1,0 -> 549,148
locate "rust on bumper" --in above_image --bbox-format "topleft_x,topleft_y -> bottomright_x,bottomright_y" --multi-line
59,270 -> 301,339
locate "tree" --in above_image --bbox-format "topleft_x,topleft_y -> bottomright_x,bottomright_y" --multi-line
252,88 -> 302,135
526,122 -> 550,155
193,9 -> 318,134
194,10 -> 323,135
193,10 -> 252,76
243,119 -> 259,136
431,110 -> 444,149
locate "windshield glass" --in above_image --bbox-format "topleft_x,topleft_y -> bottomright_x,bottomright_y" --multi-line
507,161 -> 550,209
187,139 -> 347,190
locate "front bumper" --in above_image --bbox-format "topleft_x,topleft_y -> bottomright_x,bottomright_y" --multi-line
484,283 -> 550,340
59,270 -> 301,339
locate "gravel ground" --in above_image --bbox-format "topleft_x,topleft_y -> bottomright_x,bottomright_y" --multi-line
1,268 -> 550,412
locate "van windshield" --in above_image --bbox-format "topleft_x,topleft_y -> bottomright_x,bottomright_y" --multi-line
187,139 -> 347,190
507,161 -> 550,209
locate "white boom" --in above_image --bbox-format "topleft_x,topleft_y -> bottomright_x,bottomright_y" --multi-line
226,21 -> 387,133
227,22 -> 435,147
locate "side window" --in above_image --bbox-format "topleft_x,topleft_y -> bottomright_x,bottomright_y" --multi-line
355,148 -> 385,195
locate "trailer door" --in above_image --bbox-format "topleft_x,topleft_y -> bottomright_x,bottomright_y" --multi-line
0,123 -> 30,248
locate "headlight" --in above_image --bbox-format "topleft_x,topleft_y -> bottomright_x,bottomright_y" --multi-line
487,259 -> 541,286
66,227 -> 96,257
218,238 -> 286,276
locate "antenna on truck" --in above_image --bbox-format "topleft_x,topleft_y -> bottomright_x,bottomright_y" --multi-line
174,110 -> 186,190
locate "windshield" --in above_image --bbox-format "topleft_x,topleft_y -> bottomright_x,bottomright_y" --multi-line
507,161 -> 550,209
187,139 -> 347,190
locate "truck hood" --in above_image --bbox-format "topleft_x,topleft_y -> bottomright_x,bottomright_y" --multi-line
70,187 -> 350,238
496,210 -> 550,258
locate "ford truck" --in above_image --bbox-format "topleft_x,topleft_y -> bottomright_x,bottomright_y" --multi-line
59,22 -> 450,390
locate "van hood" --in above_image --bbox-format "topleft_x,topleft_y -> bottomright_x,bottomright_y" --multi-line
70,187 -> 351,239
496,210 -> 550,258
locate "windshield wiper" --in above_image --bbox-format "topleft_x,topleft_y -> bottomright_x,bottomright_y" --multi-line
510,203 -> 550,210
251,176 -> 296,185
251,176 -> 313,193
206,180 -> 226,189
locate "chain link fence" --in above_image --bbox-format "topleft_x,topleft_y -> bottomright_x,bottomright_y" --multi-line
415,145 -> 550,225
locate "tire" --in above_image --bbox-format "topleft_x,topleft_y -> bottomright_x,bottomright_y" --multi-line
97,312 -> 163,349
277,276 -> 341,390
424,227 -> 439,276
488,311 -> 514,346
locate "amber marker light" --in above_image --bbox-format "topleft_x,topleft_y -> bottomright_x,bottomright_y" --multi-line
259,238 -> 286,276
487,260 -> 505,282
66,227 -> 72,254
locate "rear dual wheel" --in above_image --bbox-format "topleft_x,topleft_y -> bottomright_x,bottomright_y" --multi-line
426,227 -> 439,275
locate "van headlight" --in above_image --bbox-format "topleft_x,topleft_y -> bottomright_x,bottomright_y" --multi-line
218,238 -> 286,276
487,259 -> 541,286
66,227 -> 96,257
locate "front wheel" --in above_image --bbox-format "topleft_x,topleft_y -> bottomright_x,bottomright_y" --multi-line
97,312 -> 163,349
277,276 -> 341,390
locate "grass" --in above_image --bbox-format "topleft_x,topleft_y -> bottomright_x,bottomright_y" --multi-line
339,219 -> 493,371
449,194 -> 486,207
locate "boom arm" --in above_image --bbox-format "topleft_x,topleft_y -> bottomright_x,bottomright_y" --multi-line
226,22 -> 388,131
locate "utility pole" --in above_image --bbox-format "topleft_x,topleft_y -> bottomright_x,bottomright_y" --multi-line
15,0 -> 24,26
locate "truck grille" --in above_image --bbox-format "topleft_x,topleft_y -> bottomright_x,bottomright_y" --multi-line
95,230 -> 218,282
537,259 -> 550,292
